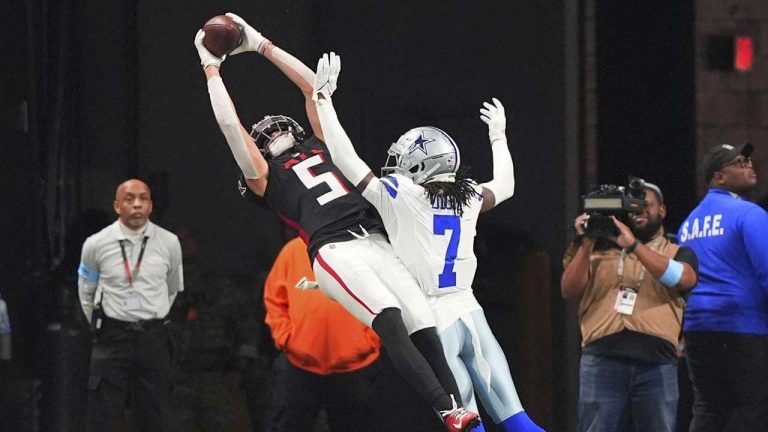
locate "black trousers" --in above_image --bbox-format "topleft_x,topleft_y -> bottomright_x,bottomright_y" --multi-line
86,317 -> 172,432
266,352 -> 378,432
370,349 -> 445,432
685,331 -> 768,432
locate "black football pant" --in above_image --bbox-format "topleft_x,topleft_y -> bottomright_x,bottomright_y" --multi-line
372,307 -> 456,412
266,352 -> 377,432
685,331 -> 768,432
86,317 -> 172,432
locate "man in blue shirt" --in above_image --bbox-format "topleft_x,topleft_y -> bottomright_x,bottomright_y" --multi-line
678,142 -> 768,432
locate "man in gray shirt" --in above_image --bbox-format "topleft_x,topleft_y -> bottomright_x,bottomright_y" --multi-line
78,178 -> 183,431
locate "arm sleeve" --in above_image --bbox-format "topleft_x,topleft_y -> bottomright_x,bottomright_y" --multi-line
77,238 -> 99,322
741,206 -> 768,296
315,99 -> 373,185
361,175 -> 403,226
263,244 -> 294,351
479,138 -> 515,205
268,46 -> 323,139
270,46 -> 315,93
167,236 -> 184,302
207,76 -> 261,179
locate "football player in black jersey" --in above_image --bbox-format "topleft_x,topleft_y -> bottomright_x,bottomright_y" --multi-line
194,13 -> 480,432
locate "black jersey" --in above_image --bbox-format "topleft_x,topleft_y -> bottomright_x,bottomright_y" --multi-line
241,136 -> 383,260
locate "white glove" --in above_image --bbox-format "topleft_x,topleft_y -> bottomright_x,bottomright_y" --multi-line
480,98 -> 506,143
226,12 -> 270,55
312,52 -> 341,102
194,30 -> 224,69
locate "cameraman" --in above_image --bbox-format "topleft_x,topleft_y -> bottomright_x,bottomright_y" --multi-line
561,183 -> 698,432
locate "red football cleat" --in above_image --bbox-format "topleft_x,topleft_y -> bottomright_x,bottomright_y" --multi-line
440,395 -> 481,432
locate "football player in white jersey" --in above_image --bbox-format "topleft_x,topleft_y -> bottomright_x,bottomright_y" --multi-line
195,15 -> 482,431
312,53 -> 544,432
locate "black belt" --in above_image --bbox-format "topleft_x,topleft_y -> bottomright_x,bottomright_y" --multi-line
102,315 -> 166,332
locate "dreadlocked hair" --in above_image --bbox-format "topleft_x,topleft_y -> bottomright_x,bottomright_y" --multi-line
423,166 -> 479,217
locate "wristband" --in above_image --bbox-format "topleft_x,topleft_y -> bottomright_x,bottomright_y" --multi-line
257,39 -> 271,55
626,239 -> 640,254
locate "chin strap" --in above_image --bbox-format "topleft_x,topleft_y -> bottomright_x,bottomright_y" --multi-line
266,134 -> 296,158
414,164 -> 442,185
423,173 -> 457,184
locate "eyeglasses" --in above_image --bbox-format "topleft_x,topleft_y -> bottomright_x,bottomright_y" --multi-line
722,157 -> 753,169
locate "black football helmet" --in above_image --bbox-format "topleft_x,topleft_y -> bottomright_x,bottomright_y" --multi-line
250,115 -> 306,158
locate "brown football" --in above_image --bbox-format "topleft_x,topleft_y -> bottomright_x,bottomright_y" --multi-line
202,15 -> 242,57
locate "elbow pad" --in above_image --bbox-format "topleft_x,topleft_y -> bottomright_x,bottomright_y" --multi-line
659,259 -> 684,287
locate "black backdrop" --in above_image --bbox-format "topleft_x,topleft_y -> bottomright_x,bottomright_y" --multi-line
1,1 -> 698,431
596,0 -> 696,229
133,1 -> 567,274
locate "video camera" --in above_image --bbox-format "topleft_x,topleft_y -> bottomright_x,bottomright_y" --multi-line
581,176 -> 646,238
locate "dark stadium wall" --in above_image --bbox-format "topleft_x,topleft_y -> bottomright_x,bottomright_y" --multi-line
134,0 -> 568,279
2,1 -> 705,430
134,2 -> 566,428
3,1 -> 567,429
595,1 -> 696,231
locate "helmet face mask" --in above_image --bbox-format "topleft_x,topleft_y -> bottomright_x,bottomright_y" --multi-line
381,126 -> 460,184
250,115 -> 306,158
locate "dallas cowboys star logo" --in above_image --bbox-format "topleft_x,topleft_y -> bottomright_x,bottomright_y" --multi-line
408,133 -> 433,155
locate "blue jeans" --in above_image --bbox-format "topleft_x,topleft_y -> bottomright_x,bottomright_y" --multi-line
578,354 -> 678,432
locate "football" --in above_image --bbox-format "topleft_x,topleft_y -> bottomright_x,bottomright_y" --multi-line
202,15 -> 242,58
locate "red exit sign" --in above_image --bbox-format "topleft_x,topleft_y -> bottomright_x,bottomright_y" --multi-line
735,36 -> 753,72
707,34 -> 754,72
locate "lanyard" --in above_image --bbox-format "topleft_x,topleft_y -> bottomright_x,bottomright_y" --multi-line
118,237 -> 149,287
617,236 -> 662,288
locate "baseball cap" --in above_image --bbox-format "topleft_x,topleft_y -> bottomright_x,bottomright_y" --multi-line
644,182 -> 664,203
702,142 -> 754,182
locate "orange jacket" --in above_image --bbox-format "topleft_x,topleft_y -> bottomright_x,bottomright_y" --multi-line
264,237 -> 381,375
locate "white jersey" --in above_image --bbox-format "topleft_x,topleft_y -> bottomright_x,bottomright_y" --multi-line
362,173 -> 484,298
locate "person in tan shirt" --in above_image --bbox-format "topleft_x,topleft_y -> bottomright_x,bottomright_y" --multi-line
561,182 -> 698,432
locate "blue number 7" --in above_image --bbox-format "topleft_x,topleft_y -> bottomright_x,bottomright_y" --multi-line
433,215 -> 460,288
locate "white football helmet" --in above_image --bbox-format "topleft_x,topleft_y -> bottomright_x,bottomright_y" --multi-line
381,126 -> 460,184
